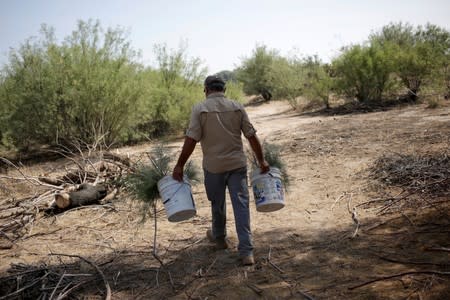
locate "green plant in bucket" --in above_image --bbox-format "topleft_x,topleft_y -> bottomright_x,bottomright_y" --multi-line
126,143 -> 198,221
125,143 -> 198,266
250,141 -> 290,189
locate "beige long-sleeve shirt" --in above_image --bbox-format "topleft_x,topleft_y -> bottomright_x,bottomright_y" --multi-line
186,92 -> 256,173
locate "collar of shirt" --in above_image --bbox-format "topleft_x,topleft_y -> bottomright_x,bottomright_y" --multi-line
206,92 -> 225,99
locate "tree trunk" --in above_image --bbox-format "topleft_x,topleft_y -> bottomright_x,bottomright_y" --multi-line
55,183 -> 107,209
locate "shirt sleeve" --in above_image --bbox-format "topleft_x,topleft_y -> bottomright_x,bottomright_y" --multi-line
185,104 -> 202,141
240,106 -> 257,138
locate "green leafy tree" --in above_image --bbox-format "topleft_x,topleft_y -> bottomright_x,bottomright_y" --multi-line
2,32 -> 61,149
267,55 -> 304,108
332,42 -> 397,103
0,72 -> 9,147
301,56 -> 334,109
370,22 -> 415,47
0,20 -> 145,149
370,22 -> 450,100
142,43 -> 206,137
268,55 -> 333,110
417,24 -> 450,98
236,44 -> 279,97
60,20 -> 144,145
224,80 -> 245,103
213,70 -> 245,102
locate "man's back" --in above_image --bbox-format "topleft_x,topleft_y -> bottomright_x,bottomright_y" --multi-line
186,92 -> 256,173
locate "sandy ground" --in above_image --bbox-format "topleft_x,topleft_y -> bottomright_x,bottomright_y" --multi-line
1,100 -> 449,299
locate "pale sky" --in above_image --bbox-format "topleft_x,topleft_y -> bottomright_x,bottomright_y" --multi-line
0,0 -> 449,73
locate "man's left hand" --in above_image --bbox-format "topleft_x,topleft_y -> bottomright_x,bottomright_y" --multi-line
260,160 -> 270,174
172,165 -> 184,182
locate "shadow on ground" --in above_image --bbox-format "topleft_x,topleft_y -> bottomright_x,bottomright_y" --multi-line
303,98 -> 425,118
1,207 -> 449,300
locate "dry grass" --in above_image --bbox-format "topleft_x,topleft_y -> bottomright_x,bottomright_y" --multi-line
1,100 -> 449,299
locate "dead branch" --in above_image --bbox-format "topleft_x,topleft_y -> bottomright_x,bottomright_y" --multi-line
58,204 -> 116,217
330,192 -> 346,211
351,207 -> 360,238
268,246 -> 284,273
246,282 -> 263,295
180,238 -> 204,251
0,174 -> 64,190
356,189 -> 410,208
49,271 -> 66,300
349,271 -> 450,290
297,290 -> 316,300
21,228 -> 62,241
0,230 -> 13,241
201,257 -> 217,278
0,266 -> 48,281
0,207 -> 26,219
363,215 -> 406,232
103,152 -> 131,167
0,157 -> 36,186
345,193 -> 360,238
367,152 -> 450,214
424,247 -> 450,253
0,272 -> 49,300
38,176 -> 65,186
55,279 -> 92,300
372,253 -> 450,267
49,253 -> 111,300
0,238 -> 13,250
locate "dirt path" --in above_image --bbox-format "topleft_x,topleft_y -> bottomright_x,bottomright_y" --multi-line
1,100 -> 449,299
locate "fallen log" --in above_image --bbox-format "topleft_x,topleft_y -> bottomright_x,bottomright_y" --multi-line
101,188 -> 118,203
55,183 -> 107,209
103,152 -> 131,167
38,176 -> 64,186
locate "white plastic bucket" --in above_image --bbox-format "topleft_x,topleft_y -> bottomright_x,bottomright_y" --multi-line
157,176 -> 196,222
251,167 -> 285,212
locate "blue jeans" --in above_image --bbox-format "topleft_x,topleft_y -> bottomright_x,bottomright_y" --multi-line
204,167 -> 253,257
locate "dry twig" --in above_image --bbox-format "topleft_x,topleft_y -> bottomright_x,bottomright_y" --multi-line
0,273 -> 49,300
349,271 -> 450,290
424,247 -> 450,253
49,253 -> 111,300
268,246 -> 284,273
367,152 -> 450,213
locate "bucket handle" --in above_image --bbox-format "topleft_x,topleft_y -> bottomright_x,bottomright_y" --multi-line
162,182 -> 190,204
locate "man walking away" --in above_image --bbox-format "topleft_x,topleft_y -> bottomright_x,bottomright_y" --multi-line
172,75 -> 269,266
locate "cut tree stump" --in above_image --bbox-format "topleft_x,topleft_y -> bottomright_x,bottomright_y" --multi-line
55,183 -> 107,209
103,152 -> 131,167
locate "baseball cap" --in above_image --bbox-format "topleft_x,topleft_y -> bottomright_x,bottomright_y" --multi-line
204,75 -> 226,89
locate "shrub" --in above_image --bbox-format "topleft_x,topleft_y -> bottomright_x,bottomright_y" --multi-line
147,43 -> 206,136
0,21 -> 208,149
225,81 -> 245,103
370,22 -> 450,100
425,96 -> 441,109
267,55 -> 333,110
300,56 -> 333,109
0,20 -> 144,149
332,43 -> 397,103
267,56 -> 304,108
236,44 -> 279,96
